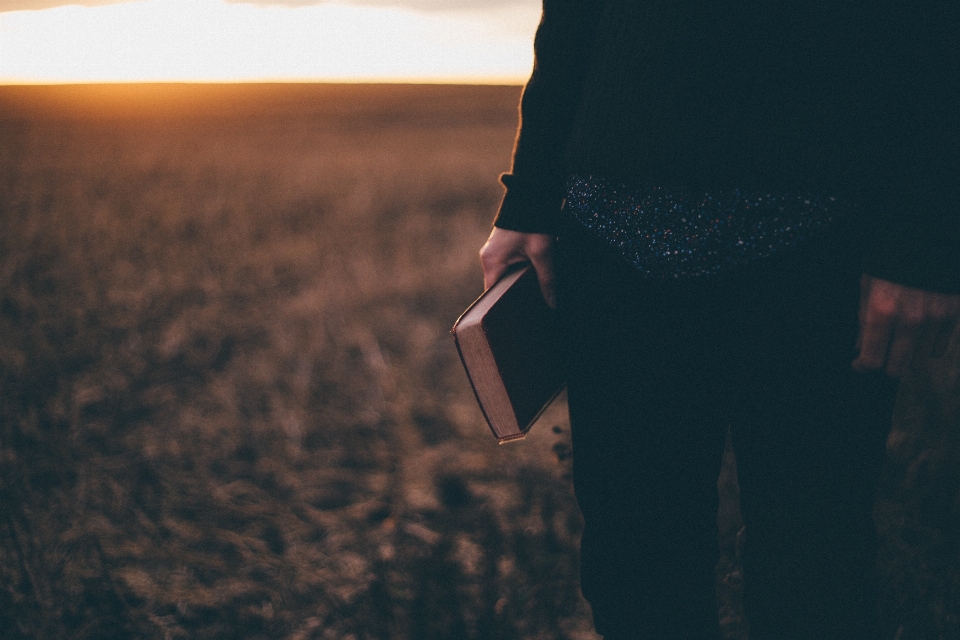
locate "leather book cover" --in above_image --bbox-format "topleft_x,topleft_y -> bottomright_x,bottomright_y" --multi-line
452,265 -> 565,443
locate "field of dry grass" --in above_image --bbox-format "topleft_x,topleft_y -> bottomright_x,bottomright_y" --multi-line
0,84 -> 957,640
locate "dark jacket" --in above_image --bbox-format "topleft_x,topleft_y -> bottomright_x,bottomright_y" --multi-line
494,0 -> 960,293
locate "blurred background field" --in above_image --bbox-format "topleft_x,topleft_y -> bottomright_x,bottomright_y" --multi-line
0,84 -> 957,640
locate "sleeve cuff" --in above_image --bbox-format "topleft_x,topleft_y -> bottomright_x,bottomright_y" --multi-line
492,173 -> 565,235
861,204 -> 960,295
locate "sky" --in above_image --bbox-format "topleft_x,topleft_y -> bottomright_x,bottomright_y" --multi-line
0,0 -> 541,83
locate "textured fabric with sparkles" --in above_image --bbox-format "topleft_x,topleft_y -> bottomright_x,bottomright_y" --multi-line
565,175 -> 838,279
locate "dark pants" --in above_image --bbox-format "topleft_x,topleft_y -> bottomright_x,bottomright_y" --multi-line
557,218 -> 899,640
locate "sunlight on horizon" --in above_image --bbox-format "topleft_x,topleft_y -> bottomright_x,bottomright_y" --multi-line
0,0 -> 539,83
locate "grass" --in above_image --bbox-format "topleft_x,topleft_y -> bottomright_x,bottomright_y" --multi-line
0,83 -> 957,639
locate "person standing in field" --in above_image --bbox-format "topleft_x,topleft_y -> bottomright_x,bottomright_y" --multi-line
479,2 -> 960,639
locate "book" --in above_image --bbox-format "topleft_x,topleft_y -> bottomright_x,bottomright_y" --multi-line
451,264 -> 565,443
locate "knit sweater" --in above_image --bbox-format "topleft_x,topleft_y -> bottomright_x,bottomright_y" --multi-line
494,0 -> 960,293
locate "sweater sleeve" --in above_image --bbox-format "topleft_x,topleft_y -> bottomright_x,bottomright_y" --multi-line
862,194 -> 960,295
860,4 -> 960,294
492,0 -> 604,234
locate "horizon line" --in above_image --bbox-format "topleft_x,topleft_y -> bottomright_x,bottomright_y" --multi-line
0,77 -> 529,86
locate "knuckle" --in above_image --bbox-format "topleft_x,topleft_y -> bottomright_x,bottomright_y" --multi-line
872,302 -> 897,321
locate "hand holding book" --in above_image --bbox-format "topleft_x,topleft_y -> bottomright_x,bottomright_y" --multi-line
479,228 -> 557,308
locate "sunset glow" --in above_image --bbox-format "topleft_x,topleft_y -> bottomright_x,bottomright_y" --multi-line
0,0 -> 540,83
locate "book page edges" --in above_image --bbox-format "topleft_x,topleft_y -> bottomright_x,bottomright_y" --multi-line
497,382 -> 566,444
452,327 -> 523,440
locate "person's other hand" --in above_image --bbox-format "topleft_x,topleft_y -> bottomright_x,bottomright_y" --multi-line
479,228 -> 556,307
853,274 -> 960,376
